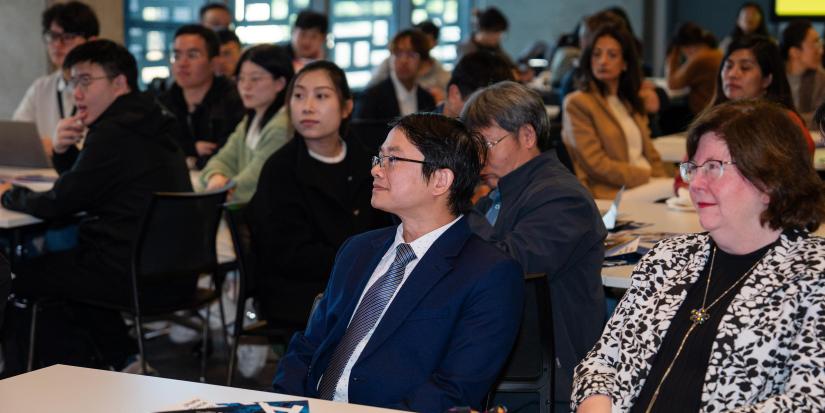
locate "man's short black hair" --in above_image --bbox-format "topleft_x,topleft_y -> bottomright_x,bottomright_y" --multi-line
216,28 -> 241,46
477,7 -> 508,32
294,10 -> 328,34
391,29 -> 430,61
448,51 -> 515,99
63,39 -> 138,92
174,24 -> 220,59
391,113 -> 487,216
199,2 -> 230,20
414,20 -> 439,41
42,1 -> 99,39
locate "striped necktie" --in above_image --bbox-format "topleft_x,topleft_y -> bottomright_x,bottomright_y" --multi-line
317,243 -> 417,400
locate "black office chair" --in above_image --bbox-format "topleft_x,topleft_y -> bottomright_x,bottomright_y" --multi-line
223,202 -> 297,386
27,187 -> 232,381
347,119 -> 393,155
487,272 -> 556,413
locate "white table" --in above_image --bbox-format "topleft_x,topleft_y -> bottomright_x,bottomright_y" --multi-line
597,178 -> 825,289
0,167 -> 57,229
652,132 -> 686,163
648,77 -> 689,99
653,131 -> 825,169
0,167 -> 236,263
0,364 -> 403,413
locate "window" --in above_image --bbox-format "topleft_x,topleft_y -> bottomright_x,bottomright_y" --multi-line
125,0 -> 471,90
125,0 -> 209,88
329,1 -> 396,89
410,0 -> 470,71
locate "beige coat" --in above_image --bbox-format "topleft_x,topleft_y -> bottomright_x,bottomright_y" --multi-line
562,90 -> 665,199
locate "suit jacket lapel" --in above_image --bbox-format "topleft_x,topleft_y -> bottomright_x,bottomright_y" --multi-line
314,232 -> 395,365
357,217 -> 471,361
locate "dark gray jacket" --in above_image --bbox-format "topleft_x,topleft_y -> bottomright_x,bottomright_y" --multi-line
468,150 -> 607,403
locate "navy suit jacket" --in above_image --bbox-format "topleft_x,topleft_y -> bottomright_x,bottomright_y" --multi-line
272,217 -> 524,412
353,77 -> 437,120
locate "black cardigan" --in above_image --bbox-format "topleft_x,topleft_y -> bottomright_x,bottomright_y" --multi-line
247,136 -> 393,325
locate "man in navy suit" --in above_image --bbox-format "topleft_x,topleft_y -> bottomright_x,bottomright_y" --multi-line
273,113 -> 524,412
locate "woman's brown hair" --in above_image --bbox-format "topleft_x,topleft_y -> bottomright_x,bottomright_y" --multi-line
687,99 -> 825,231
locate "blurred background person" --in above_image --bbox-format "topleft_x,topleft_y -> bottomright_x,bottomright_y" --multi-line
200,44 -> 293,203
574,99 -> 825,413
215,29 -> 242,79
719,2 -> 770,52
284,10 -> 328,72
199,2 -> 232,31
441,51 -> 515,118
562,25 -> 664,199
354,29 -> 436,120
14,1 -> 98,144
368,20 -> 450,103
458,7 -> 512,65
158,24 -> 244,169
781,20 -> 825,129
665,22 -> 723,122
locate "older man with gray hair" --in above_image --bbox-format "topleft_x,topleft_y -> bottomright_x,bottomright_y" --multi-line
461,80 -> 607,413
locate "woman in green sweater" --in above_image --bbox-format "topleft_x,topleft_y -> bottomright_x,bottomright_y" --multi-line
200,44 -> 294,202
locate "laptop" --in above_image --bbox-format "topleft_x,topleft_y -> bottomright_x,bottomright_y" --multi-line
0,120 -> 52,168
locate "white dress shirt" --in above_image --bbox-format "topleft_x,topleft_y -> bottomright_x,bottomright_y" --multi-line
330,215 -> 463,402
13,70 -> 75,142
389,67 -> 418,116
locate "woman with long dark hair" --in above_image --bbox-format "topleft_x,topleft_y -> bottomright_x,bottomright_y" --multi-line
562,24 -> 664,199
200,44 -> 294,202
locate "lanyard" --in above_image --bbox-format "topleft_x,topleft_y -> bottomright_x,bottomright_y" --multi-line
56,86 -> 76,119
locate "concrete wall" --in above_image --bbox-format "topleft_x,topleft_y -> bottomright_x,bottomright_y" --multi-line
477,0 -> 645,62
0,0 -> 123,119
0,1 -> 49,118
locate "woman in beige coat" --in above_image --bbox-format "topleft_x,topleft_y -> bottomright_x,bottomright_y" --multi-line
563,25 -> 664,199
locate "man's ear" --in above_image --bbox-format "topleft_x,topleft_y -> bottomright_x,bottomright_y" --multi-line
446,84 -> 464,117
517,123 -> 538,150
430,168 -> 454,198
112,74 -> 130,93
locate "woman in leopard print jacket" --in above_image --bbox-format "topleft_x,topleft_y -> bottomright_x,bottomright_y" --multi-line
573,100 -> 825,413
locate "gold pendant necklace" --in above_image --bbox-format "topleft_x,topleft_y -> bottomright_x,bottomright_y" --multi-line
643,244 -> 771,413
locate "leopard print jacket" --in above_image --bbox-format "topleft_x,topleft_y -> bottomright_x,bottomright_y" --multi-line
572,230 -> 825,412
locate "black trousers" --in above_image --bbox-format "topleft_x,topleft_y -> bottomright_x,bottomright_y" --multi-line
4,249 -> 137,373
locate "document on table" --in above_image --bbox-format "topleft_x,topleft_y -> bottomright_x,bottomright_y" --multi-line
158,398 -> 309,413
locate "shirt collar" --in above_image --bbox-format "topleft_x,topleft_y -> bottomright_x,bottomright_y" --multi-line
390,68 -> 417,98
392,215 -> 463,261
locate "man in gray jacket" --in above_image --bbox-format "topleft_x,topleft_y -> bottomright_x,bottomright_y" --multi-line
461,80 -> 607,413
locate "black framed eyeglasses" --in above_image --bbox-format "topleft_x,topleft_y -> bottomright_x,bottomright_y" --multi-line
679,159 -> 736,182
43,30 -> 82,44
371,154 -> 428,169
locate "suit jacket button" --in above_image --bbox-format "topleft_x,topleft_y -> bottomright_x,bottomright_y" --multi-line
353,209 -> 360,216
347,175 -> 353,182
352,377 -> 359,382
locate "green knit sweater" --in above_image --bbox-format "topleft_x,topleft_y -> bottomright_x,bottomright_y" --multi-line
200,107 -> 291,202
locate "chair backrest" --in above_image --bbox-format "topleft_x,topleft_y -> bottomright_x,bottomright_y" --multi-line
223,202 -> 256,323
488,272 -> 555,413
0,252 -> 9,329
131,186 -> 230,308
347,119 -> 393,155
